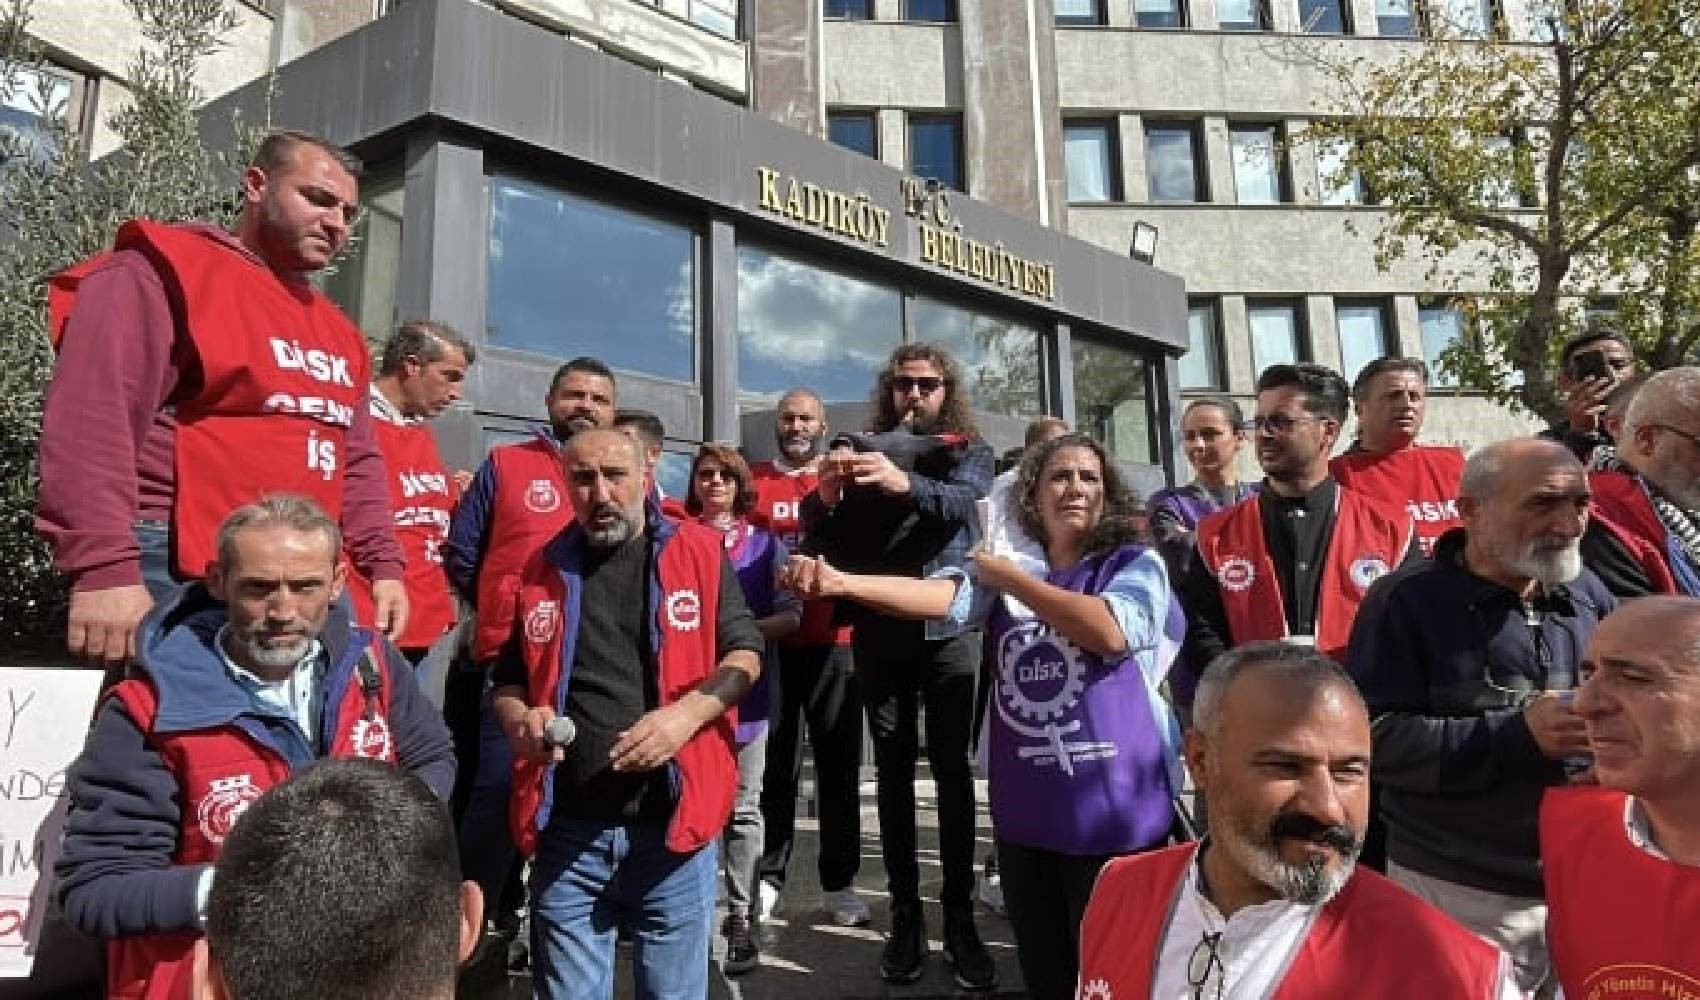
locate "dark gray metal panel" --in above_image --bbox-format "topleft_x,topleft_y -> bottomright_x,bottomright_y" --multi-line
705,217 -> 739,444
1158,354 -> 1184,487
395,132 -> 487,345
1053,321 -> 1076,428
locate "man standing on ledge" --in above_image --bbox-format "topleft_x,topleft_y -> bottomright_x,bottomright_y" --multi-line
38,129 -> 407,667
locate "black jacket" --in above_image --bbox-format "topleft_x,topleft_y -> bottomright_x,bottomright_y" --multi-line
1345,528 -> 1615,897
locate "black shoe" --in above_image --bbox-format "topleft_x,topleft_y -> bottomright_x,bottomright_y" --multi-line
880,902 -> 927,984
723,914 -> 760,975
942,908 -> 997,992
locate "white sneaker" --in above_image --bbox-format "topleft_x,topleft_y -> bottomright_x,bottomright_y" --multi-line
978,873 -> 1006,916
821,888 -> 871,927
756,880 -> 783,921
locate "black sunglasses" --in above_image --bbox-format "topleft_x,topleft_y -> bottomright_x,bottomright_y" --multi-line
893,376 -> 944,394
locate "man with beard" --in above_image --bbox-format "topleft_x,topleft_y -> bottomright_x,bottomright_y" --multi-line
799,345 -> 997,989
1077,642 -> 1518,997
57,496 -> 456,1000
441,356 -> 615,950
491,429 -> 763,999
1581,367 -> 1700,599
1346,438 -> 1614,992
747,388 -> 869,927
1176,363 -> 1417,712
1330,357 -> 1466,556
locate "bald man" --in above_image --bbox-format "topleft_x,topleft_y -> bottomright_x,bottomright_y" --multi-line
1346,438 -> 1616,992
1541,596 -> 1700,997
1582,366 -> 1700,598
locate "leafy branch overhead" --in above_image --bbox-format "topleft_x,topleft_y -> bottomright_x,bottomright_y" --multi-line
1297,0 -> 1700,418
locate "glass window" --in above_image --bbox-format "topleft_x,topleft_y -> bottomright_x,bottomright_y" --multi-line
1,65 -> 75,167
323,179 -> 403,341
1071,338 -> 1154,465
690,0 -> 739,38
1335,299 -> 1391,385
657,449 -> 694,503
904,0 -> 956,20
1419,302 -> 1466,388
736,244 -> 902,410
825,0 -> 872,18
1375,0 -> 1418,34
909,296 -> 1044,419
1145,122 -> 1205,203
1231,124 -> 1287,205
1479,134 -> 1524,208
1135,0 -> 1186,28
1298,0 -> 1349,33
1218,0 -> 1268,31
1442,0 -> 1497,37
1248,300 -> 1305,374
1317,137 -> 1366,206
1181,298 -> 1223,390
827,111 -> 879,159
1056,0 -> 1105,25
487,175 -> 695,381
1064,121 -> 1119,202
909,114 -> 964,192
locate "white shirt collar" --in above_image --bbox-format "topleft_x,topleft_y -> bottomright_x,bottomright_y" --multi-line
1151,842 -> 1319,1000
368,385 -> 418,427
1625,795 -> 1672,862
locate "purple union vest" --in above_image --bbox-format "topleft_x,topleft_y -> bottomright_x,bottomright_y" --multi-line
723,519 -> 782,744
986,544 -> 1175,856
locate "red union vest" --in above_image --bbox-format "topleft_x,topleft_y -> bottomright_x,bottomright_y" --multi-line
509,521 -> 736,857
1589,470 -> 1688,595
1077,843 -> 1503,998
1330,445 -> 1465,556
471,437 -> 576,661
100,637 -> 399,1000
749,460 -> 850,647
49,220 -> 369,580
1194,488 -> 1412,663
1542,787 -> 1700,998
346,402 -> 459,651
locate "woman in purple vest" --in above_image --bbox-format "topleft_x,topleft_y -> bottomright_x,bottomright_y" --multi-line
1147,396 -> 1258,578
685,443 -> 799,976
783,433 -> 1184,1000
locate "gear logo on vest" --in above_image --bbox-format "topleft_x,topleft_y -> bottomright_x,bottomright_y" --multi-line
994,620 -> 1114,776
1348,555 -> 1391,592
351,716 -> 393,759
197,774 -> 263,845
666,589 -> 702,632
1217,556 -> 1256,592
1079,979 -> 1113,1000
524,478 -> 562,514
525,600 -> 559,644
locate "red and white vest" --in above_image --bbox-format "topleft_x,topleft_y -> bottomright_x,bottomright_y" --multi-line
749,460 -> 850,647
49,221 -> 369,580
1330,445 -> 1465,556
101,638 -> 399,1000
1077,843 -> 1503,998
1542,787 -> 1700,998
1589,470 -> 1690,595
346,397 -> 459,651
1194,488 -> 1412,663
509,520 -> 737,857
471,437 -> 575,661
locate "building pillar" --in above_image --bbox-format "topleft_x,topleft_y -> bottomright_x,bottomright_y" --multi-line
957,0 -> 1066,227
749,0 -> 822,136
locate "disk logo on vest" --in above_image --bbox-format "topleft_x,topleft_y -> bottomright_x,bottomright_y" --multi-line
524,478 -> 562,514
197,773 -> 263,845
994,620 -> 1114,776
1217,556 -> 1256,592
352,716 -> 393,759
1348,555 -> 1391,592
525,600 -> 559,644
666,589 -> 702,631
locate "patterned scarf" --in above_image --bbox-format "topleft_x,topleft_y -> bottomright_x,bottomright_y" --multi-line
1601,454 -> 1700,565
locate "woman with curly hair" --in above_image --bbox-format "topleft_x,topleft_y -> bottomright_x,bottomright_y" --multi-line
784,433 -> 1184,1000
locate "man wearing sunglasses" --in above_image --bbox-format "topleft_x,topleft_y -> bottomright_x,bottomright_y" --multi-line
38,128 -> 408,670
1581,367 -> 1700,600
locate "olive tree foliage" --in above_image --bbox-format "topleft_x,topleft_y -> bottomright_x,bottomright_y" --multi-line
0,0 -> 248,640
1299,0 -> 1700,418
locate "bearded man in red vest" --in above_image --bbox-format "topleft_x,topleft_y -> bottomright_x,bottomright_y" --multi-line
1330,357 -> 1465,557
491,429 -> 763,1000
1581,366 -> 1700,600
1077,641 -> 1519,998
55,495 -> 456,1000
1540,596 -> 1700,998
345,320 -> 476,665
38,129 -> 408,669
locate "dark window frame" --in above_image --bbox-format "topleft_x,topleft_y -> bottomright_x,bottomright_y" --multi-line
1228,121 -> 1292,205
1181,296 -> 1226,391
1143,119 -> 1209,204
907,112 -> 966,193
1134,0 -> 1188,29
1374,0 -> 1422,36
824,0 -> 874,20
826,108 -> 881,159
1245,297 -> 1312,371
1297,0 -> 1352,33
902,0 -> 957,22
1218,0 -> 1272,31
1062,117 -> 1123,203
1334,297 -> 1396,383
1055,0 -> 1107,26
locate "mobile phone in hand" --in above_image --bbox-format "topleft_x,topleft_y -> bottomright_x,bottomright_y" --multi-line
1571,349 -> 1611,383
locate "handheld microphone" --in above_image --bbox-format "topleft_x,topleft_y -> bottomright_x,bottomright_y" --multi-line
543,715 -> 577,750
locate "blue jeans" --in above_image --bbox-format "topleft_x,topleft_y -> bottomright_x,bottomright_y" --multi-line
530,819 -> 718,1000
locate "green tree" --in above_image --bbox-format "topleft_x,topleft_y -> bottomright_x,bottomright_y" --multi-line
1300,0 -> 1700,418
0,0 -> 244,643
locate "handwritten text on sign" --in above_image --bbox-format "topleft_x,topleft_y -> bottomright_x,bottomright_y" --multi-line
0,668 -> 102,979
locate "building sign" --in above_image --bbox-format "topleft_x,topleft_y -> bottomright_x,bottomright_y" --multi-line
753,167 -> 1058,303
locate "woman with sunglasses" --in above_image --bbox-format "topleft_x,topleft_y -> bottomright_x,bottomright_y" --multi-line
685,443 -> 800,975
1147,397 -> 1258,577
785,433 -> 1184,1000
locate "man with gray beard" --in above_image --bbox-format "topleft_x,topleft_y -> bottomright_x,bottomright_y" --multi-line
1076,642 -> 1519,997
1345,438 -> 1615,993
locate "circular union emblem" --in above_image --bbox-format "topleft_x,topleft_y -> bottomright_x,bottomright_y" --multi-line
523,478 -> 562,514
1079,979 -> 1114,1000
1217,557 -> 1256,593
996,620 -> 1088,723
525,600 -> 559,644
666,589 -> 702,631
1348,556 -> 1391,592
351,716 -> 393,759
196,774 -> 263,845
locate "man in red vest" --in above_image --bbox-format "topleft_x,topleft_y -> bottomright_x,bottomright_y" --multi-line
346,320 -> 476,664
747,387 -> 868,927
1543,595 -> 1700,997
1077,641 -> 1519,998
1176,363 -> 1417,716
1581,366 -> 1700,599
55,495 -> 455,1000
37,129 -> 407,669
1330,357 -> 1465,556
491,428 -> 763,999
